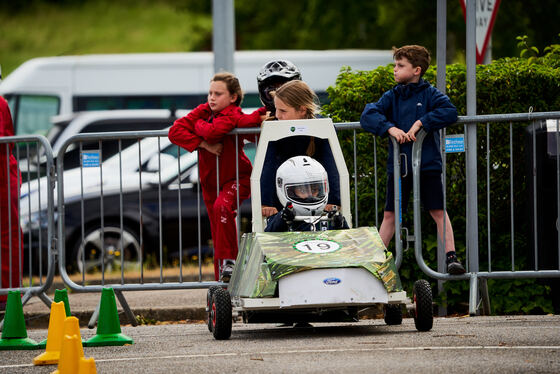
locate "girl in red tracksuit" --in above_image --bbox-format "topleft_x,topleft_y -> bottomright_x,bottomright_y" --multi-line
1,96 -> 22,308
168,72 -> 266,281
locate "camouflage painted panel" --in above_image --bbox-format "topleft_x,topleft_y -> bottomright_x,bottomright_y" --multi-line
255,227 -> 402,293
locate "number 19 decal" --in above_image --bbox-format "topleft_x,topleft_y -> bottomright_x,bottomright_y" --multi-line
293,239 -> 341,254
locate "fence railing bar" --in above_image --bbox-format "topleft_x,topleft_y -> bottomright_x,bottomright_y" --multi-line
486,122 -> 492,272
509,122 -> 515,271
158,137 -> 163,283
119,139 -> 124,284
99,140 -> 105,285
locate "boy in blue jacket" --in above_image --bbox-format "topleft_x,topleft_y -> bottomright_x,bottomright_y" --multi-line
360,45 -> 465,275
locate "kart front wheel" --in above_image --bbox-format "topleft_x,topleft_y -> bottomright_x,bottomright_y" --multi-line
413,279 -> 433,332
210,287 -> 232,340
207,286 -> 221,332
383,304 -> 403,325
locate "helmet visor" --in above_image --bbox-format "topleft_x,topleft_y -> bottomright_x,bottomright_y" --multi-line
285,181 -> 327,205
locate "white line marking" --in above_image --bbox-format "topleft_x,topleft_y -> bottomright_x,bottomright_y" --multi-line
2,345 -> 559,368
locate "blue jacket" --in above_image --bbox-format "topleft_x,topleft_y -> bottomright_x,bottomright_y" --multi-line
360,79 -> 458,174
260,135 -> 341,210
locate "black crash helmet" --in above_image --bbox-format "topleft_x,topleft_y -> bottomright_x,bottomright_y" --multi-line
257,60 -> 302,113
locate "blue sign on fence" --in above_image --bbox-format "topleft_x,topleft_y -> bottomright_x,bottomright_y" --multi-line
82,151 -> 100,167
445,134 -> 465,153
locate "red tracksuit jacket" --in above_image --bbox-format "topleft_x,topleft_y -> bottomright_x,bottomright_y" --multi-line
168,103 -> 265,191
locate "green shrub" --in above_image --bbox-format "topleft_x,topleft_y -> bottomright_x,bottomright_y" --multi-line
323,53 -> 560,315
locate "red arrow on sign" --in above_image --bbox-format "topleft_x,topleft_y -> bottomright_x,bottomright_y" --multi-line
460,0 -> 501,64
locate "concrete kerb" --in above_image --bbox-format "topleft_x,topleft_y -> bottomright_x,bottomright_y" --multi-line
1,286 -> 209,330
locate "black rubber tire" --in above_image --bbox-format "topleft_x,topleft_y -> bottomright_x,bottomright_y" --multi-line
207,286 -> 221,332
413,279 -> 433,332
72,224 -> 141,274
383,304 -> 403,325
211,287 -> 232,340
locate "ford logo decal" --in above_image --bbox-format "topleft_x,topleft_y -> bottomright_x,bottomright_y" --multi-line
323,277 -> 341,285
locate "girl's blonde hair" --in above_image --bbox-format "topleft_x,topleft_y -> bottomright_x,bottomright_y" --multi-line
274,80 -> 319,119
211,72 -> 243,106
274,80 -> 319,156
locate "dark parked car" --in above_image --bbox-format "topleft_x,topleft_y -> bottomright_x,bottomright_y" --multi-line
20,135 -> 255,274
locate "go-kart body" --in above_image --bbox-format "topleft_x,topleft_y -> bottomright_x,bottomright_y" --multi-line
207,119 -> 431,339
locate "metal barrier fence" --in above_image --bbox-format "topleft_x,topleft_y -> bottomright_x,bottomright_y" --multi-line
2,112 -> 560,327
410,111 -> 560,315
0,134 -> 56,329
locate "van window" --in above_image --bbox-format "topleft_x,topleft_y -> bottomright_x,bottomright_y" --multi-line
74,95 -> 206,111
14,95 -> 60,135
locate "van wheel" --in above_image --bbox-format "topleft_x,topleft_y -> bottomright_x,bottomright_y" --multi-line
73,225 -> 141,274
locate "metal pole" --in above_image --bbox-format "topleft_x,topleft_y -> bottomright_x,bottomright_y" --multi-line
436,0 -> 448,317
483,36 -> 492,64
466,0 -> 480,316
436,0 -> 447,93
212,0 -> 235,73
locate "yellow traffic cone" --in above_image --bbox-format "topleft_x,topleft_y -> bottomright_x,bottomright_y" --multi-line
33,301 -> 66,365
61,316 -> 84,344
78,357 -> 98,374
51,334 -> 84,374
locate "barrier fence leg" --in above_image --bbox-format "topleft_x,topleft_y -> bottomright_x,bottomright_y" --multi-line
115,290 -> 138,327
469,273 -> 479,316
88,300 -> 100,329
37,292 -> 53,309
437,239 -> 447,317
479,278 -> 491,316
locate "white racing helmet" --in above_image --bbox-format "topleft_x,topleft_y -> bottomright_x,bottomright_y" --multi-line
275,156 -> 329,216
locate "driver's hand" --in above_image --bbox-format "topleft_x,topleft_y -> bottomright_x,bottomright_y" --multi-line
281,203 -> 295,223
262,205 -> 278,218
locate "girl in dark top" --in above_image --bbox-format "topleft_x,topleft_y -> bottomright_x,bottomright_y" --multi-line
260,80 -> 340,218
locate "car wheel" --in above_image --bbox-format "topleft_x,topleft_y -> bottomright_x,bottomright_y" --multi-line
210,287 -> 232,340
73,224 -> 141,274
383,303 -> 403,325
207,286 -> 221,332
413,279 -> 433,332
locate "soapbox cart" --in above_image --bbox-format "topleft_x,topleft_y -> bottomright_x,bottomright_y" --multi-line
206,119 -> 433,340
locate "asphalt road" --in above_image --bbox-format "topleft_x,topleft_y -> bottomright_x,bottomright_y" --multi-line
1,315 -> 559,373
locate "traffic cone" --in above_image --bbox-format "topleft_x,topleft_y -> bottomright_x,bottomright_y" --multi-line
84,288 -> 133,347
54,289 -> 72,317
51,334 -> 84,374
78,357 -> 98,374
38,290 -> 72,349
33,301 -> 66,365
61,316 -> 84,344
0,290 -> 39,350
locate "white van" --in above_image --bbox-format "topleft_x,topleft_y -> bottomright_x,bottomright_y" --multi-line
0,50 -> 392,136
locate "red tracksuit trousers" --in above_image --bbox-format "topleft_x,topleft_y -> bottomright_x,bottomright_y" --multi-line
1,158 -> 22,303
203,179 -> 250,281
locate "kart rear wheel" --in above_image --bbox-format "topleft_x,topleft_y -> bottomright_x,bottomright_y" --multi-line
413,279 -> 433,332
207,286 -> 221,332
383,304 -> 403,325
210,287 -> 232,340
